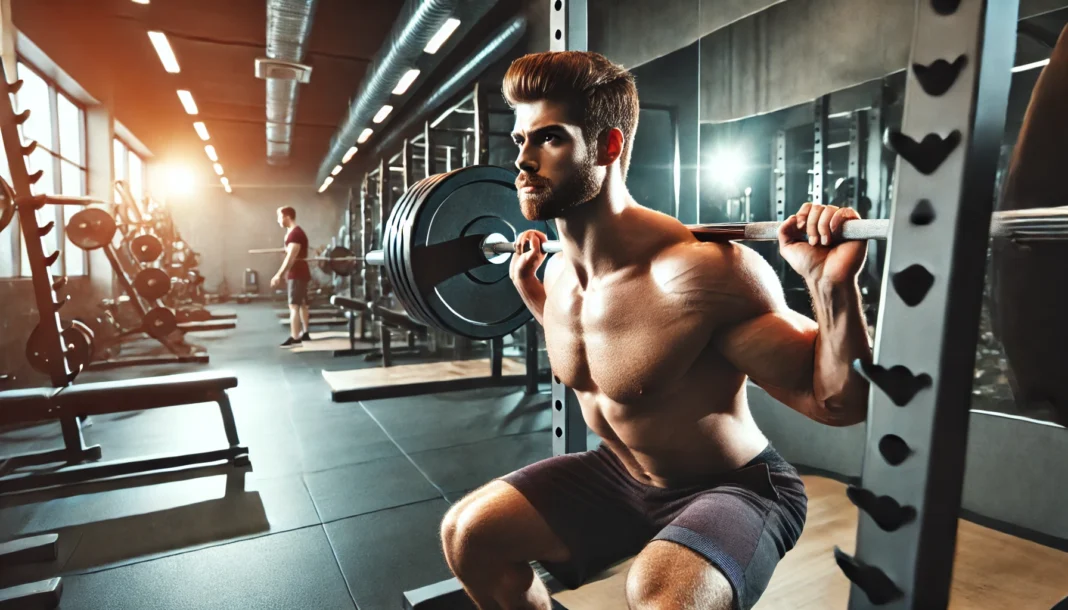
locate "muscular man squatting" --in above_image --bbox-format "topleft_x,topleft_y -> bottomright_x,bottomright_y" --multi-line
441,51 -> 872,610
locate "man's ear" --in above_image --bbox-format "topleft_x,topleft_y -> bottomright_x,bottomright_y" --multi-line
598,128 -> 625,166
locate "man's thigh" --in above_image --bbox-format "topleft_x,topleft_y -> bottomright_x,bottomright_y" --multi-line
499,448 -> 655,588
449,480 -> 571,565
651,471 -> 806,610
287,279 -> 307,305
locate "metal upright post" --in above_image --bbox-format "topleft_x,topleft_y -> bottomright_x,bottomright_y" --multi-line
812,94 -> 829,205
360,173 -> 372,309
840,0 -> 1018,608
548,0 -> 589,457
847,110 -> 866,211
525,322 -> 539,395
473,82 -> 489,165
402,138 -> 414,192
376,157 -> 391,303
424,121 -> 437,178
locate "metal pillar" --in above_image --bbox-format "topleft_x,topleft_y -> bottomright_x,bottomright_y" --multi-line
360,173 -> 372,303
548,0 -> 588,456
842,0 -> 1017,608
473,82 -> 489,165
376,157 -> 391,302
847,110 -> 866,211
402,138 -> 414,192
812,94 -> 829,205
423,121 -> 436,177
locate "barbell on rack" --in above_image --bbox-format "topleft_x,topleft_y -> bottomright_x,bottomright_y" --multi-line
268,166 -> 1068,341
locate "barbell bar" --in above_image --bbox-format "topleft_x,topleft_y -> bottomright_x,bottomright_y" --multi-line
309,165 -> 1068,342
358,207 -> 1067,266
253,207 -> 1068,271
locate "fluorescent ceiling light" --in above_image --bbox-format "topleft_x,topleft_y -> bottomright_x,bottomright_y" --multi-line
193,121 -> 210,140
342,147 -> 358,163
131,0 -> 149,4
373,105 -> 393,124
205,145 -> 218,162
331,165 -> 343,176
393,69 -> 421,95
319,176 -> 334,193
357,128 -> 373,144
148,31 -> 180,73
424,18 -> 461,54
220,176 -> 229,186
213,163 -> 224,176
223,182 -> 232,193
177,90 -> 198,115
1012,58 -> 1050,73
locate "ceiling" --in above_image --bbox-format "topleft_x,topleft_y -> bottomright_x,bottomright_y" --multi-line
12,0 -> 408,189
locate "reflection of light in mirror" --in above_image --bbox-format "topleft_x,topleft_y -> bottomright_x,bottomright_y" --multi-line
708,149 -> 745,190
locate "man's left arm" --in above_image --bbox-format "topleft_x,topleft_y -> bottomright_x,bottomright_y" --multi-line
273,242 -> 300,285
709,234 -> 871,426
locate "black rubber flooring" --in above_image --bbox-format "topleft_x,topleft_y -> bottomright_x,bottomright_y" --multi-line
0,302 -> 553,609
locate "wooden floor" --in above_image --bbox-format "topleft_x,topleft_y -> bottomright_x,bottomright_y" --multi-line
554,476 -> 1068,609
321,358 -> 526,391
289,337 -> 373,353
278,317 -> 347,327
275,308 -> 340,318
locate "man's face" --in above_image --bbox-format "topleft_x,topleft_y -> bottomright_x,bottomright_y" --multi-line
277,212 -> 286,228
511,100 -> 602,221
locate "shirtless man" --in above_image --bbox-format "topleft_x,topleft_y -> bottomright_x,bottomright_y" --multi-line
440,51 -> 872,610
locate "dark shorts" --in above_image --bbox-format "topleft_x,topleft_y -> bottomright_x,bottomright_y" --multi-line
287,278 -> 308,306
501,443 -> 807,610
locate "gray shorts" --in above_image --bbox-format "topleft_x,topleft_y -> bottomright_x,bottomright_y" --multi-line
287,279 -> 309,306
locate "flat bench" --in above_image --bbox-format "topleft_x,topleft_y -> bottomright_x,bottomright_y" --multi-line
0,370 -> 247,495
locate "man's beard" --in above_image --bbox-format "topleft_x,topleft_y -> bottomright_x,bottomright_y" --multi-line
517,160 -> 601,221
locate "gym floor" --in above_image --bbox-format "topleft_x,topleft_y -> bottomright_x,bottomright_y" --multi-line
0,304 -> 553,609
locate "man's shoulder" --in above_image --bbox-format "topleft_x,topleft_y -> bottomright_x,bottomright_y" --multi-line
655,241 -> 782,315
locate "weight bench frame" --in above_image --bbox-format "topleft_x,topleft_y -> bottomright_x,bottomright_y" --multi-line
0,372 -> 248,495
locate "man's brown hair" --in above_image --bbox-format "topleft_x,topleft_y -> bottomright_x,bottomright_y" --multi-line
503,51 -> 639,178
278,206 -> 296,220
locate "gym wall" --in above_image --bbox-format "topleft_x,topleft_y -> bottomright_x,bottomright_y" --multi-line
162,185 -> 347,296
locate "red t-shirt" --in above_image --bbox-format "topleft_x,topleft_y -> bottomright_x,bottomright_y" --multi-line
284,226 -> 311,281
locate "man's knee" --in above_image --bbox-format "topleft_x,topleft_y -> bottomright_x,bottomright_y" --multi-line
441,490 -> 507,571
625,542 -> 733,610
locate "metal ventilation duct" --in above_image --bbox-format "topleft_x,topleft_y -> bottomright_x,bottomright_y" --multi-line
316,0 -> 499,185
265,0 -> 319,165
366,15 -> 526,165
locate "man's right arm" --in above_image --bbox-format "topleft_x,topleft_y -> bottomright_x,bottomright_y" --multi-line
509,230 -> 556,325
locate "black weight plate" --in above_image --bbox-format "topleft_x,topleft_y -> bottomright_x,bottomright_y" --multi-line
24,324 -> 59,375
67,207 -> 117,250
0,177 -> 14,234
383,172 -> 442,323
393,173 -> 448,325
63,322 -> 93,373
134,268 -> 172,301
130,233 -> 163,263
400,169 -> 490,331
381,178 -> 415,310
404,165 -> 538,339
143,307 -> 178,340
400,172 -> 454,327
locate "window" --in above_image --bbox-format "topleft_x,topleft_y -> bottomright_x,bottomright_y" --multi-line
113,137 -> 145,218
2,60 -> 88,278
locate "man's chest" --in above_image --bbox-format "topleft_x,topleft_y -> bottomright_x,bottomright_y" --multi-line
542,273 -> 719,399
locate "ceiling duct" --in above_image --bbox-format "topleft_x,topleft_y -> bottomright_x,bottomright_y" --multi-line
262,0 -> 319,166
316,0 -> 500,185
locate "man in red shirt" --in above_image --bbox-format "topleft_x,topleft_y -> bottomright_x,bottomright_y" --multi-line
271,206 -> 311,346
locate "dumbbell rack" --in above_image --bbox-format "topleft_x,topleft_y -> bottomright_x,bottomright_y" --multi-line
0,63 -> 67,610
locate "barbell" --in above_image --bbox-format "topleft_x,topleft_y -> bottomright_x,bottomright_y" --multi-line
300,165 -> 1068,340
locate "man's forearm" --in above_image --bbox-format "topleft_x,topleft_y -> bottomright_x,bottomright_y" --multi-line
515,278 -> 547,325
276,253 -> 296,277
807,277 -> 871,423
